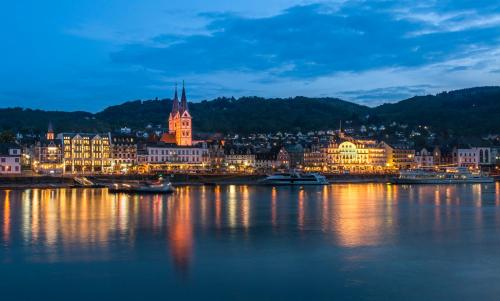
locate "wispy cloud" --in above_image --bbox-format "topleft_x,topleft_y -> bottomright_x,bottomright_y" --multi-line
110,2 -> 500,80
2,0 -> 500,110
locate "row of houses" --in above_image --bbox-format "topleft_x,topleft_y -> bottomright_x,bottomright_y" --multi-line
413,146 -> 498,170
2,127 -> 500,175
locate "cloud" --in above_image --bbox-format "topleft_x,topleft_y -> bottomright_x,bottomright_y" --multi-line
338,85 -> 435,106
2,0 -> 500,110
110,2 -> 500,80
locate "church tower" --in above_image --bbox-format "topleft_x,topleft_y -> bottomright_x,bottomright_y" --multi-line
162,82 -> 192,146
47,122 -> 54,140
176,81 -> 192,146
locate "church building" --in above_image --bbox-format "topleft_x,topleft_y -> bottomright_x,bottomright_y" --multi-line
161,83 -> 192,146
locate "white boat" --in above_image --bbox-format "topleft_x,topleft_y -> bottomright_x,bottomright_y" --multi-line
108,178 -> 175,193
260,172 -> 329,185
391,167 -> 494,184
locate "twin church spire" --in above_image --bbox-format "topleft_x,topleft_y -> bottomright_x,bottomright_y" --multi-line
171,81 -> 188,114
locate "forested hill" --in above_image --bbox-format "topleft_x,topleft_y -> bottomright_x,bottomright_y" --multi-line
0,87 -> 499,136
372,86 -> 500,136
0,96 -> 368,134
97,96 -> 367,134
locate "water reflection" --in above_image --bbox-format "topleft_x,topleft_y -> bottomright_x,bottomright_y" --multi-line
0,184 -> 498,273
168,187 -> 193,275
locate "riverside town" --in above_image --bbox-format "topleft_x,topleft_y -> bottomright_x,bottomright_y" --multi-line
1,83 -> 499,183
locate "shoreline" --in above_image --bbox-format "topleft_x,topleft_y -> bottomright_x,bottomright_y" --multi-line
0,174 -> 394,189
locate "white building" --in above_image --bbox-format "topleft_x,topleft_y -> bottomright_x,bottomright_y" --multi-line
456,147 -> 492,169
144,143 -> 209,171
0,144 -> 22,174
414,148 -> 434,167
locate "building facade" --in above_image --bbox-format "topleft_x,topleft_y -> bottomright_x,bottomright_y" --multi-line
0,143 -> 21,174
224,147 -> 256,172
58,133 -> 112,173
380,142 -> 414,170
144,143 -> 209,172
455,147 -> 493,169
111,134 -> 137,171
456,148 -> 479,168
32,123 -> 64,174
303,144 -> 324,171
323,136 -> 386,172
414,148 -> 434,167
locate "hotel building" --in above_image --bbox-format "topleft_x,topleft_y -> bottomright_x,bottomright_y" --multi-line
322,133 -> 386,172
57,133 -> 112,173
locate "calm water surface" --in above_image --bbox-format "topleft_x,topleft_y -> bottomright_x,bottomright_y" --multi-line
1,183 -> 500,300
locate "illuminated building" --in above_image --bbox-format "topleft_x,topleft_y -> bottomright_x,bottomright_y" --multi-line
207,140 -> 225,171
144,143 -> 209,172
224,146 -> 255,172
0,143 -> 21,174
303,143 -> 324,171
33,123 -> 63,174
322,133 -> 386,172
57,133 -> 112,173
110,134 -> 137,171
161,82 -> 192,146
276,147 -> 290,169
379,142 -> 414,170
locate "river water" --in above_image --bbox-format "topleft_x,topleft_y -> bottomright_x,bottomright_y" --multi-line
1,183 -> 500,300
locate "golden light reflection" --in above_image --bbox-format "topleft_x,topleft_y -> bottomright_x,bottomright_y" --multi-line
200,185 -> 208,226
321,185 -> 330,232
332,184 -> 388,247
298,189 -> 305,231
433,188 -> 442,231
241,186 -> 250,229
167,187 -> 193,274
0,183 -> 494,271
472,184 -> 482,207
3,190 -> 11,244
228,185 -> 237,228
496,182 -> 500,207
271,187 -> 277,228
215,186 -> 221,228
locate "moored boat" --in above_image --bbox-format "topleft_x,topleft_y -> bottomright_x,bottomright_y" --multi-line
259,172 -> 329,185
108,178 -> 175,194
391,167 -> 494,184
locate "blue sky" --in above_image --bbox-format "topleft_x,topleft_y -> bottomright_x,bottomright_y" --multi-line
1,0 -> 499,111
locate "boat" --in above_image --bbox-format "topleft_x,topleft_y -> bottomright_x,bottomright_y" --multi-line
391,167 -> 494,184
108,178 -> 175,194
259,172 -> 329,185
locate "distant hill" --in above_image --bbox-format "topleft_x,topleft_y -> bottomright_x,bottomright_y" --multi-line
373,86 -> 500,136
1,87 -> 499,136
95,96 -> 368,134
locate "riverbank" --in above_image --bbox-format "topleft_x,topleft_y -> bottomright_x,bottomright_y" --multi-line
0,173 -> 394,189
